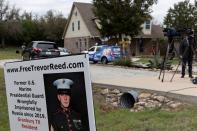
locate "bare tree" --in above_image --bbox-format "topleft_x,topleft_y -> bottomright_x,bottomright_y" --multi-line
0,0 -> 9,47
0,0 -> 8,20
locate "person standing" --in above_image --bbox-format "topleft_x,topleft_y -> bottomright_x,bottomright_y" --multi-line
179,31 -> 194,78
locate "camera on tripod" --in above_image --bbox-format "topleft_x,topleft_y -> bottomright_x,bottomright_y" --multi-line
163,28 -> 181,38
163,28 -> 193,38
159,27 -> 195,82
162,27 -> 194,60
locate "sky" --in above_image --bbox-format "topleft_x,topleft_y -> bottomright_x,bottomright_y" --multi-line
8,0 -> 195,24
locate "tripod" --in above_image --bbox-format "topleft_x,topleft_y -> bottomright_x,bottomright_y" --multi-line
158,38 -> 178,82
159,35 -> 194,82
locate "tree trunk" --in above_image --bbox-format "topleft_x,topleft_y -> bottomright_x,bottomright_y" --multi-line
0,37 -> 5,48
118,33 -> 124,59
126,36 -> 132,60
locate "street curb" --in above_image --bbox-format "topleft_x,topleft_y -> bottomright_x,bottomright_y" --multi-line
93,83 -> 197,105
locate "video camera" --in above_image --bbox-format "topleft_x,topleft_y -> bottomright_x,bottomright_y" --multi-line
163,28 -> 180,38
162,28 -> 194,60
163,28 -> 193,38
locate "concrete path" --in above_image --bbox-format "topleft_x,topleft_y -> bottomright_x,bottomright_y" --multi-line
90,65 -> 197,97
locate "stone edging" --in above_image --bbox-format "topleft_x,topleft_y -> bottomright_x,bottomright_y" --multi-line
93,83 -> 197,105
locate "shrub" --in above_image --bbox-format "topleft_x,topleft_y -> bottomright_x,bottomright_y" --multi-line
113,58 -> 132,67
147,55 -> 172,70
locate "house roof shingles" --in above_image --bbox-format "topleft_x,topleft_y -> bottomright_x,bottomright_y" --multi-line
74,2 -> 100,37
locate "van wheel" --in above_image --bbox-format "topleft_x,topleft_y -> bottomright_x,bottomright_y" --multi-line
93,61 -> 98,64
101,57 -> 108,64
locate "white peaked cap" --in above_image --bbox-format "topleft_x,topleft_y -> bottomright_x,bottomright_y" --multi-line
53,79 -> 74,90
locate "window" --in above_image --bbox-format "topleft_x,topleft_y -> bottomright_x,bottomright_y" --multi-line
72,22 -> 74,31
76,42 -> 78,48
78,21 -> 80,30
84,39 -> 87,48
139,38 -> 144,52
96,47 -> 102,52
75,11 -> 77,16
37,43 -> 57,49
145,20 -> 151,30
88,47 -> 95,51
113,47 -> 121,53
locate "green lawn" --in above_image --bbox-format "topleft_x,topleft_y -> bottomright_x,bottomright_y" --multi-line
0,69 -> 9,131
0,47 -> 21,60
95,104 -> 197,131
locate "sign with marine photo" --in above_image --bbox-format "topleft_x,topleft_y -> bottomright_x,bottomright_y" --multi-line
4,54 -> 96,131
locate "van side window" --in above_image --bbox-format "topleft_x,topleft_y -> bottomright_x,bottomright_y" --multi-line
96,47 -> 102,51
88,47 -> 95,51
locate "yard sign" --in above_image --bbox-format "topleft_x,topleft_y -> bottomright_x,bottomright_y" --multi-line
4,54 -> 96,131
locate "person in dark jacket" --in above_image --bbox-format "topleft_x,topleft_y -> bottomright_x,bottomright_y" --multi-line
50,79 -> 82,131
179,32 -> 195,78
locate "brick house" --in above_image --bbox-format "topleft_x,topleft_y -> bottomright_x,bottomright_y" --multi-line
131,24 -> 165,56
63,2 -> 164,55
63,2 -> 101,53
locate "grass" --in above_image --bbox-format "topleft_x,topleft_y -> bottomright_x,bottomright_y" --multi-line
0,69 -> 9,131
0,47 -> 21,60
95,105 -> 197,131
170,58 -> 179,65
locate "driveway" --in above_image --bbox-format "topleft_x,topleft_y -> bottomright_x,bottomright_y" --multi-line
90,64 -> 197,97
